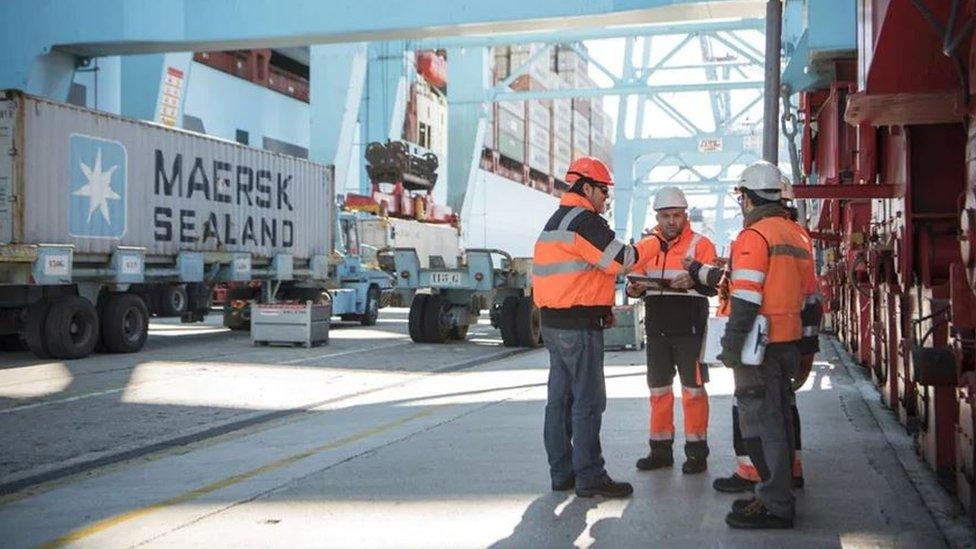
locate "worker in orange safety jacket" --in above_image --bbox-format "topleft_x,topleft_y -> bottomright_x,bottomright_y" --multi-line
687,175 -> 819,496
533,156 -> 661,499
708,160 -> 811,529
625,186 -> 717,475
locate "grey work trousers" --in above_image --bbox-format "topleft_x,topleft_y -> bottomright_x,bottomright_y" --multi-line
542,326 -> 608,487
733,342 -> 799,519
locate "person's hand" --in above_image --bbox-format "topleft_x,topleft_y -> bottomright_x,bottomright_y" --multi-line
602,312 -> 616,328
682,256 -> 695,269
714,257 -> 729,268
625,281 -> 646,298
670,271 -> 694,290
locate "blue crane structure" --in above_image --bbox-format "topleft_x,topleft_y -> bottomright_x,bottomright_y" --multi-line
0,0 -> 771,249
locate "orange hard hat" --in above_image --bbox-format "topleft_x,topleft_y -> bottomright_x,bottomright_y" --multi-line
566,157 -> 614,187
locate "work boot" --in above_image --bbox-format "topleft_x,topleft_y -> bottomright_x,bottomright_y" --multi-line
551,475 -> 575,491
732,497 -> 757,513
636,440 -> 673,471
682,441 -> 709,474
575,474 -> 634,499
725,499 -> 794,529
681,456 -> 707,474
712,473 -> 756,493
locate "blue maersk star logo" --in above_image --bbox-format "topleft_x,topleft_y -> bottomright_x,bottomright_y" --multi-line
69,135 -> 127,238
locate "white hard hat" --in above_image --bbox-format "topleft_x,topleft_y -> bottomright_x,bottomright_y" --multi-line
780,173 -> 795,200
653,186 -> 688,210
737,161 -> 783,201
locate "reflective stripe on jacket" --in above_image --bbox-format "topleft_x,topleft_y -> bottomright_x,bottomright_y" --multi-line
638,223 -> 717,334
533,192 -> 656,327
729,216 -> 812,343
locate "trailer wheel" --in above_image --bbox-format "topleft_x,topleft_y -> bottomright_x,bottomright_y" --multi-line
157,285 -> 188,317
25,299 -> 53,359
515,296 -> 542,348
448,325 -> 469,340
101,294 -> 149,354
45,296 -> 100,359
361,286 -> 381,326
423,294 -> 451,344
499,296 -> 520,347
408,294 -> 429,342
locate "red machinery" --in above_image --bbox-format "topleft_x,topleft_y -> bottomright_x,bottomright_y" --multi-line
796,1 -> 975,516
346,140 -> 458,225
416,50 -> 447,90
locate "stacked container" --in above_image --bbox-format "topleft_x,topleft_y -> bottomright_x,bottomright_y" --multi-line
484,42 -> 616,193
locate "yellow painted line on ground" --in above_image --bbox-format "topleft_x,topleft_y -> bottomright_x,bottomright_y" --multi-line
38,407 -> 436,549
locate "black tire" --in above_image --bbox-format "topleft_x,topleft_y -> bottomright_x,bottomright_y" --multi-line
423,294 -> 451,344
499,296 -> 520,347
157,285 -> 188,317
515,296 -> 542,348
24,299 -> 53,359
361,287 -> 381,326
408,294 -> 429,343
339,314 -> 360,322
448,325 -> 469,340
101,294 -> 149,354
45,296 -> 100,359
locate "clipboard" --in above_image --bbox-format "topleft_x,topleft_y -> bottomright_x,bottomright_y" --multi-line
625,274 -> 672,291
626,274 -> 689,293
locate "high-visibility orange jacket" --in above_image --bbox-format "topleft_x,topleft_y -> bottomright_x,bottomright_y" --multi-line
636,223 -> 717,335
533,192 -> 659,329
726,209 -> 813,344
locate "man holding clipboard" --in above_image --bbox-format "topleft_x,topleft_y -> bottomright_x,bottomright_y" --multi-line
625,186 -> 718,476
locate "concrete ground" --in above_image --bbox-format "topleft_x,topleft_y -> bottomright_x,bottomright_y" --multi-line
0,313 -> 962,547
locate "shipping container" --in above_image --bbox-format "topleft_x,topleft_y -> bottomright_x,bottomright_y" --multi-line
0,90 -> 336,360
0,91 -> 333,260
497,132 -> 526,163
527,144 -> 551,174
527,124 -> 550,152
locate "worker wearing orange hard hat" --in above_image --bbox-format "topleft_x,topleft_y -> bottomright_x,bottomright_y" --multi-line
533,156 -> 660,499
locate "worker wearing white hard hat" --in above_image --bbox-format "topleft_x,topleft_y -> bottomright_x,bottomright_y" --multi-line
704,159 -> 814,528
627,185 -> 718,475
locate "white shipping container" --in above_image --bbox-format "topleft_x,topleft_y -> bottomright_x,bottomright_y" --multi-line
554,99 -> 572,119
553,138 -> 572,159
553,115 -> 572,139
573,111 -> 590,136
528,123 -> 550,150
527,101 -> 551,129
357,216 -> 459,268
527,144 -> 550,173
497,108 -> 526,137
498,100 -> 525,117
0,91 -> 333,260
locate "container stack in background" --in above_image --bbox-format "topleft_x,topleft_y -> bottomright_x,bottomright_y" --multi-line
482,42 -> 615,197
403,45 -> 614,199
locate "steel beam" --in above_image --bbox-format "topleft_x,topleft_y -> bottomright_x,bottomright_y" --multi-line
487,80 -> 763,103
761,0 -> 782,162
411,17 -> 765,49
309,43 -> 368,193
